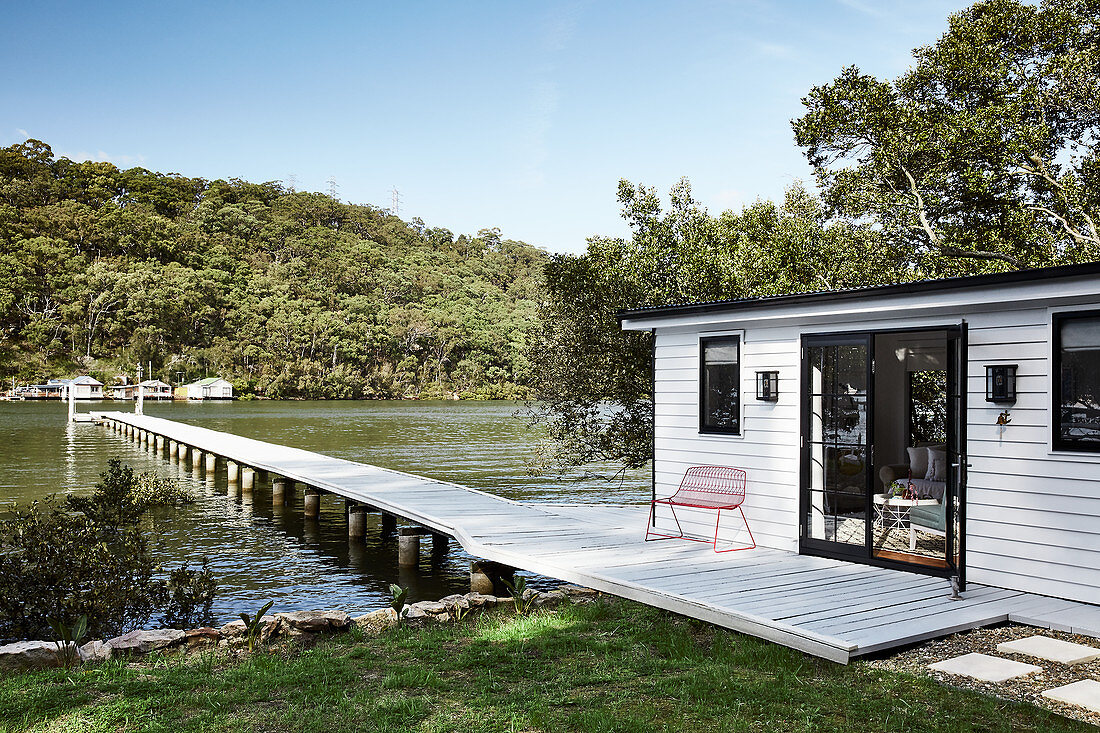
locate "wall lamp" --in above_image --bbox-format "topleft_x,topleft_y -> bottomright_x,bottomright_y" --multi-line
985,364 -> 1017,403
755,371 -> 779,402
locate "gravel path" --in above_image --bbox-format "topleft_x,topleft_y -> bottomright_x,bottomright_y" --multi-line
863,624 -> 1100,727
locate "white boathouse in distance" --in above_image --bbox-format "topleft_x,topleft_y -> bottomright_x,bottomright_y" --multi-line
181,377 -> 234,400
619,262 -> 1100,607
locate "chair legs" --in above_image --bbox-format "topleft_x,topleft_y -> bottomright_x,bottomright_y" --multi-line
713,507 -> 756,553
646,502 -> 756,553
644,501 -> 685,543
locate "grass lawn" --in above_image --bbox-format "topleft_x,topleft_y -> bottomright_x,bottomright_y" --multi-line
0,599 -> 1090,733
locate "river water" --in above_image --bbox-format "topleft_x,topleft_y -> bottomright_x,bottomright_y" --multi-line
0,400 -> 648,624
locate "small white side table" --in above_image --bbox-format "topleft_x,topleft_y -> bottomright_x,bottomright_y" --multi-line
873,493 -> 940,530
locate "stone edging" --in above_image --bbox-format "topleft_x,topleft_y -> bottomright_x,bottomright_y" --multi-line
0,585 -> 602,671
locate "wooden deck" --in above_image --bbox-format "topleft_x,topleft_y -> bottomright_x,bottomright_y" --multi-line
95,411 -> 1100,663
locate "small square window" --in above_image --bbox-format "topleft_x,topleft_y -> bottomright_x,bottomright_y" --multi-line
700,336 -> 740,434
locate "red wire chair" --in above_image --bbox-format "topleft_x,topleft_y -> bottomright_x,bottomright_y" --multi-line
645,465 -> 756,553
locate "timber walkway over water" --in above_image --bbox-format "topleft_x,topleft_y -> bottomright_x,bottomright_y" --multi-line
94,411 -> 1100,663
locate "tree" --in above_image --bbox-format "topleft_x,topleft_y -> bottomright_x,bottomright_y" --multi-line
527,179 -> 888,471
792,0 -> 1100,275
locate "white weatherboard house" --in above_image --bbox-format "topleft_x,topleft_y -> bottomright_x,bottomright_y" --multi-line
619,262 -> 1100,607
183,377 -> 233,400
63,375 -> 104,400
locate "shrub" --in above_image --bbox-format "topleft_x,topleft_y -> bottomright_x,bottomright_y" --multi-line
162,560 -> 218,629
132,471 -> 195,509
0,458 -> 216,643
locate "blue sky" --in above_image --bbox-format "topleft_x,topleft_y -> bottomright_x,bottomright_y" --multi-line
2,0 -> 972,253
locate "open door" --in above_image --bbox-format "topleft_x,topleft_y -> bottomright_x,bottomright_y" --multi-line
945,324 -> 967,586
800,326 -> 967,580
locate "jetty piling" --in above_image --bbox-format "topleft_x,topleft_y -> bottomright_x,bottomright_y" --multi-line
271,477 -> 290,505
304,488 -> 320,519
226,461 -> 239,483
397,529 -> 420,567
348,504 -> 368,540
241,467 -> 255,492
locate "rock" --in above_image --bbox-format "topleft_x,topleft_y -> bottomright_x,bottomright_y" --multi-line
78,640 -> 110,663
410,601 -> 448,616
184,627 -> 222,647
464,592 -> 500,608
220,616 -> 279,643
219,619 -> 247,637
0,640 -> 70,670
535,590 -> 567,607
439,594 -> 471,611
275,610 -> 351,633
104,628 -> 186,656
352,608 -> 398,633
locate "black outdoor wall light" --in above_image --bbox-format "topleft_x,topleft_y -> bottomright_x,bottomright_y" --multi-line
985,364 -> 1017,403
756,371 -> 779,401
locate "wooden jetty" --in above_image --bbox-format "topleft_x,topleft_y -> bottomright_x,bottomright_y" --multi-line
93,411 -> 1100,663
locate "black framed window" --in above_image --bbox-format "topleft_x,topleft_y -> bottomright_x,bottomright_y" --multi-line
1054,310 -> 1100,452
700,336 -> 740,434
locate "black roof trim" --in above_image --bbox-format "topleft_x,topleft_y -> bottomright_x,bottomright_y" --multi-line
616,261 -> 1100,324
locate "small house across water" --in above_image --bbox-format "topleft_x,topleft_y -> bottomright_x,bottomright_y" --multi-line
180,377 -> 233,400
619,262 -> 1100,607
107,379 -> 174,400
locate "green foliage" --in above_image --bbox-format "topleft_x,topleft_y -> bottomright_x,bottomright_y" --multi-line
238,600 -> 274,652
0,459 -> 217,642
131,472 -> 195,509
527,178 -> 899,471
0,141 -> 546,398
500,575 -> 536,615
389,584 -> 409,622
46,614 -> 87,669
162,560 -> 217,630
792,0 -> 1100,274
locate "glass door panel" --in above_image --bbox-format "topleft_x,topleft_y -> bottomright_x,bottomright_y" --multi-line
803,337 -> 871,554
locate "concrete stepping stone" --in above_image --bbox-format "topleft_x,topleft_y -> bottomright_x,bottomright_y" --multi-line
929,652 -> 1042,682
1041,679 -> 1100,714
997,635 -> 1100,665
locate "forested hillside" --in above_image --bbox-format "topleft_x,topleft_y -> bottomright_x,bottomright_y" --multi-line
0,140 -> 546,399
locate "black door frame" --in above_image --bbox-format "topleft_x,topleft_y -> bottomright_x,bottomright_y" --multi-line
798,324 -> 968,581
798,333 -> 874,561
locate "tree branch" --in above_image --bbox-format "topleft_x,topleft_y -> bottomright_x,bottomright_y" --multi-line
1031,205 -> 1100,246
900,165 -> 940,247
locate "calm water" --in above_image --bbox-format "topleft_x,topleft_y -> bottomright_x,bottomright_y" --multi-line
0,400 -> 648,625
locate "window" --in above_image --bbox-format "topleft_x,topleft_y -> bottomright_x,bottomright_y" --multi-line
700,336 -> 741,434
1054,310 -> 1100,452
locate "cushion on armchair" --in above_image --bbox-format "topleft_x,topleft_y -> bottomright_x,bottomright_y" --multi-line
909,502 -> 946,532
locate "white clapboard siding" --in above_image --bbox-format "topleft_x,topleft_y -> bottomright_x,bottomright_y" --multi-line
636,272 -> 1100,608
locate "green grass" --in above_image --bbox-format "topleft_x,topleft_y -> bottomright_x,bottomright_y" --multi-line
0,600 -> 1089,733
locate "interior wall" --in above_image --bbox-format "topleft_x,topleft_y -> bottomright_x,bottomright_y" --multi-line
873,332 -> 947,490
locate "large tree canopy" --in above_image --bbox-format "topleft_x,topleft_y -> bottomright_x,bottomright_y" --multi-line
793,0 -> 1100,275
526,179 -> 894,470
